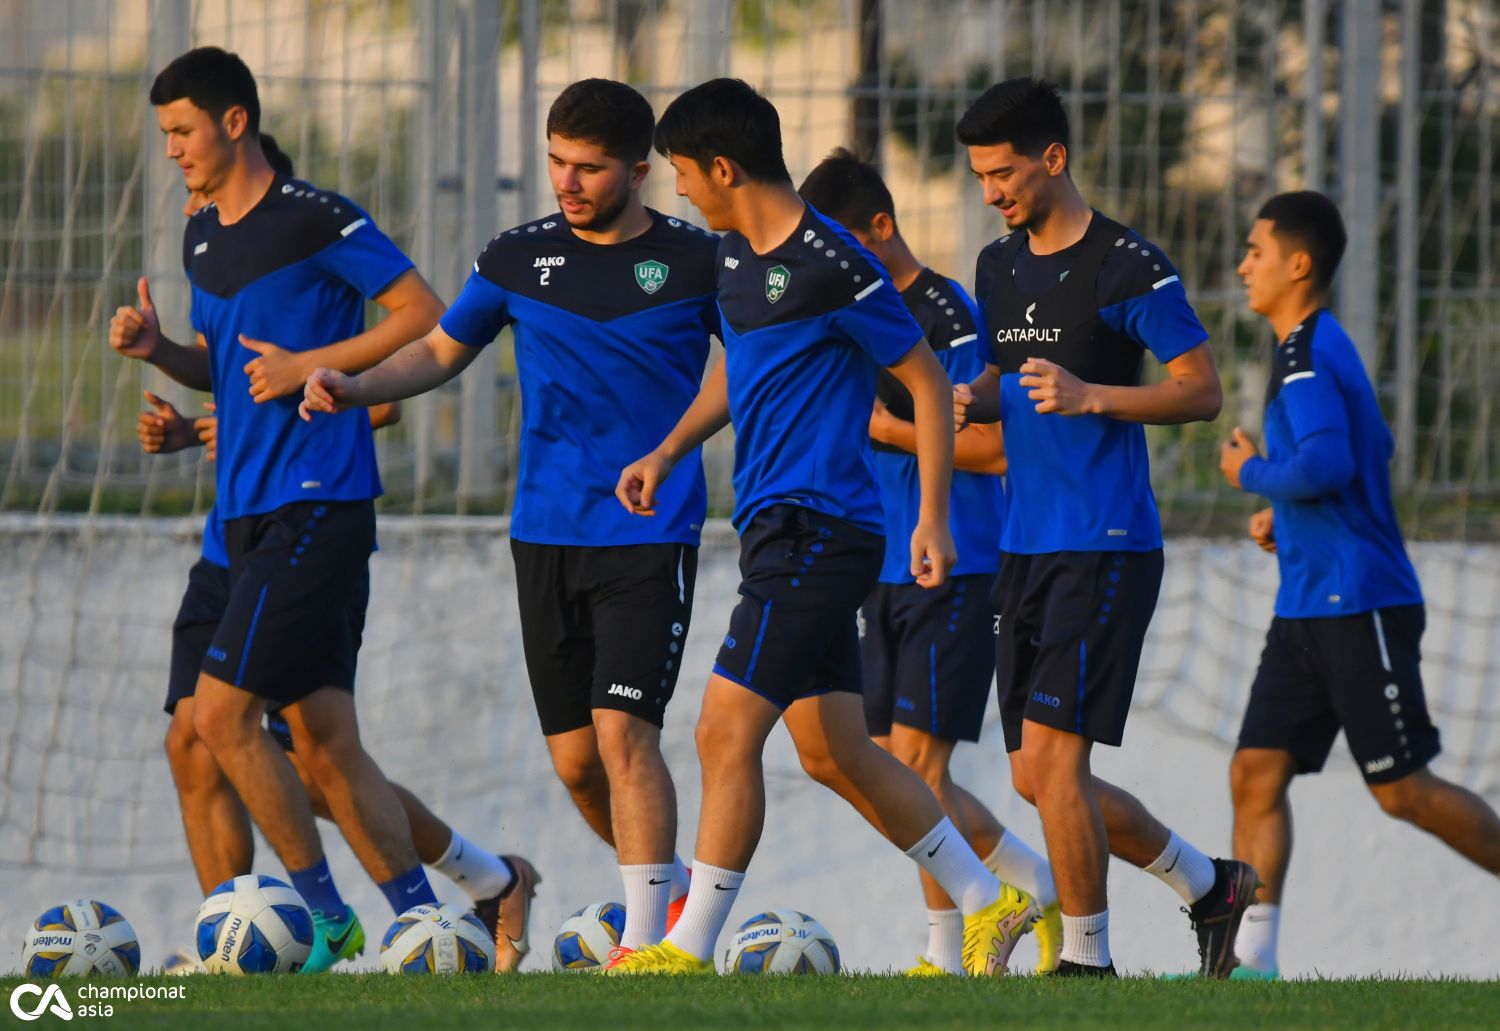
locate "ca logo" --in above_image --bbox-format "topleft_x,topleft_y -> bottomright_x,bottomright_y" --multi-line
10,984 -> 73,1022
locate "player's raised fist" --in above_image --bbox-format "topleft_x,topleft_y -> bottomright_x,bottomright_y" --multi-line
299,367 -> 355,422
195,402 -> 218,462
110,277 -> 161,361
953,382 -> 974,432
616,450 -> 674,517
136,390 -> 196,454
240,334 -> 310,403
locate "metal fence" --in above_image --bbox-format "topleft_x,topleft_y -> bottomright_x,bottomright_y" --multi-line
1,0 -> 1495,533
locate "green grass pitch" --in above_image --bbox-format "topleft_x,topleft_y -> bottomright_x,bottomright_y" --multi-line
4,973 -> 1498,1030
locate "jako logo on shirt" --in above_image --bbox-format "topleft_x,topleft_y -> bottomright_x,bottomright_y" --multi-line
765,265 -> 790,304
634,260 -> 669,295
11,983 -> 73,1022
608,683 -> 643,700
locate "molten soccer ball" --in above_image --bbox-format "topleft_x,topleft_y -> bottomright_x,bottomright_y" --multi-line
724,910 -> 840,974
380,903 -> 495,974
551,901 -> 627,972
195,875 -> 314,974
23,899 -> 140,977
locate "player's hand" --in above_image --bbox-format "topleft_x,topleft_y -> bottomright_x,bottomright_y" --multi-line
109,278 -> 161,362
136,390 -> 196,454
194,402 -> 217,462
868,397 -> 896,443
953,382 -> 974,432
1249,506 -> 1276,554
616,449 -> 676,517
299,367 -> 356,421
240,335 -> 311,402
1018,357 -> 1096,415
910,518 -> 955,589
1219,426 -> 1260,489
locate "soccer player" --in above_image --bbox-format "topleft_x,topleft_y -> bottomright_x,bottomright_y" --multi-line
300,79 -> 715,960
797,148 -> 1062,976
607,78 -> 1038,977
951,78 -> 1257,977
1220,190 -> 1500,978
109,46 -> 465,971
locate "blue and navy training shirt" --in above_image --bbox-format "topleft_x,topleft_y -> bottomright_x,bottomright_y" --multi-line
1240,309 -> 1422,617
716,205 -> 925,534
440,210 -> 718,547
873,268 -> 1003,583
202,508 -> 228,568
976,211 -> 1209,553
184,176 -> 411,519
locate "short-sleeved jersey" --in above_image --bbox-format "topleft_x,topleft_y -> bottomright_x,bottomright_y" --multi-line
1240,309 -> 1422,617
976,211 -> 1208,554
873,269 -> 1003,583
185,176 -> 411,519
716,205 -> 924,534
440,210 -> 718,547
202,508 -> 228,569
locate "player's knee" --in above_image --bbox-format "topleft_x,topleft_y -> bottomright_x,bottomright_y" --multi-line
1230,749 -> 1291,810
695,711 -> 757,768
551,749 -> 607,799
795,745 -> 841,789
593,713 -> 663,777
163,710 -> 199,775
191,693 -> 253,757
1370,776 -> 1424,822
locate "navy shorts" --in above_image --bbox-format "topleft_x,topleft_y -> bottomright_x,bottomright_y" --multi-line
1237,605 -> 1440,784
995,549 -> 1163,751
165,559 -> 232,714
713,505 -> 884,709
511,539 -> 697,735
860,574 -> 998,742
202,500 -> 373,706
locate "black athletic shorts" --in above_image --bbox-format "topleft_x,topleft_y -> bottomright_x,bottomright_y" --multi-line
713,505 -> 884,709
165,558 -> 232,714
1237,605 -> 1440,784
511,539 -> 697,735
860,573 -> 998,742
995,549 -> 1163,751
201,500 -> 373,706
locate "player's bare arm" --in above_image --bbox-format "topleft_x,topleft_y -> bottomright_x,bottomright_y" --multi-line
954,363 -> 1001,429
244,268 -> 444,402
1023,340 -> 1221,423
870,397 -> 1006,476
886,342 -> 956,588
616,355 -> 730,517
300,325 -> 478,421
109,276 -> 212,391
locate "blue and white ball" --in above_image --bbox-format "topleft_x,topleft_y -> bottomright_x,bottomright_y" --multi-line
195,875 -> 314,974
724,911 -> 840,974
23,899 -> 140,977
551,901 -> 626,972
380,904 -> 494,974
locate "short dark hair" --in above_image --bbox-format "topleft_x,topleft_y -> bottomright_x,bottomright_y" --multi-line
149,47 -> 261,138
797,147 -> 896,232
654,78 -> 791,184
259,132 -> 294,177
546,79 -> 655,164
1256,191 -> 1347,292
955,77 -> 1068,158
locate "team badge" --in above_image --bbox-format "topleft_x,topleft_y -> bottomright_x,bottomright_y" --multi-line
635,259 -> 669,295
765,265 -> 790,304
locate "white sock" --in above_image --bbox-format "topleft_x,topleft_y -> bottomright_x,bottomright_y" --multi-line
984,829 -> 1057,908
905,818 -> 1001,916
1233,902 -> 1280,973
1059,911 -> 1111,968
1143,831 -> 1218,905
670,854 -> 691,902
430,832 -> 514,901
619,863 -> 674,950
926,909 -> 964,974
664,861 -> 744,962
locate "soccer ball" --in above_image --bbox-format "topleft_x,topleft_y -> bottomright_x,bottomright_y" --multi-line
22,899 -> 140,977
195,875 -> 314,974
380,903 -> 495,974
724,911 -> 840,974
551,901 -> 626,972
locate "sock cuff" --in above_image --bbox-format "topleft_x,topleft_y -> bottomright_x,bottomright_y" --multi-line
689,860 -> 746,887
903,817 -> 958,861
1144,831 -> 1183,873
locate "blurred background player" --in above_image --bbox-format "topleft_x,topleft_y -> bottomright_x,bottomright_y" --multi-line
1220,191 -> 1500,979
300,79 -> 717,962
609,78 -> 1037,977
109,47 -> 458,971
797,147 -> 1061,976
952,77 -> 1256,977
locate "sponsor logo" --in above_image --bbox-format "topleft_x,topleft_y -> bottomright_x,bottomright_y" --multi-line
1163,850 -> 1180,873
994,326 -> 1062,345
647,878 -> 669,886
1364,755 -> 1396,774
926,835 -> 947,858
29,935 -> 70,948
1030,690 -> 1062,709
193,242 -> 208,256
532,256 -> 566,268
765,265 -> 790,304
671,622 -> 684,638
608,683 -> 643,700
207,646 -> 227,663
1025,301 -> 1036,325
635,259 -> 669,294
219,915 -> 244,963
802,229 -> 816,243
10,984 -> 72,1022
723,256 -> 739,269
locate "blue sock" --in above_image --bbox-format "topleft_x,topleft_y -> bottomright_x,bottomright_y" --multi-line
379,865 -> 438,915
288,858 -> 347,919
